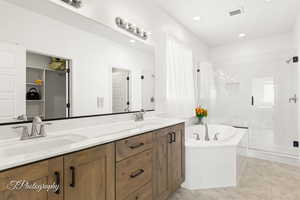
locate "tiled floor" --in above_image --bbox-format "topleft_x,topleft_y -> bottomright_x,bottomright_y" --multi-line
170,157 -> 300,200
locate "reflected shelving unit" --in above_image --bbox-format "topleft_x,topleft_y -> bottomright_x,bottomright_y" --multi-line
26,65 -> 69,120
26,66 -> 46,120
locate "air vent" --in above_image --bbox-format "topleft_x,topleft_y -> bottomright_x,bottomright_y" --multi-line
229,8 -> 244,16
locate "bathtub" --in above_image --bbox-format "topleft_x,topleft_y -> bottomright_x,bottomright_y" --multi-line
182,124 -> 245,190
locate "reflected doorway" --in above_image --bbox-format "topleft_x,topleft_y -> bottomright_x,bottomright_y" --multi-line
112,68 -> 131,113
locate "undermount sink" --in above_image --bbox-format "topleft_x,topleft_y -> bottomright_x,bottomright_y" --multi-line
0,134 -> 87,157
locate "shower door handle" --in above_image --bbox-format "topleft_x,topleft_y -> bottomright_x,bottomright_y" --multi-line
251,96 -> 254,106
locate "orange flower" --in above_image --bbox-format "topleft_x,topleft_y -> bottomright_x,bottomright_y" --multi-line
195,107 -> 208,118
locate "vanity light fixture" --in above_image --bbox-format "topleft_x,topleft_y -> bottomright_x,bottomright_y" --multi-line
115,17 -> 149,40
61,0 -> 82,8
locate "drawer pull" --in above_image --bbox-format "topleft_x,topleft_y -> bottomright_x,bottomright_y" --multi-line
129,142 -> 144,149
54,171 -> 60,194
130,169 -> 145,178
70,166 -> 76,188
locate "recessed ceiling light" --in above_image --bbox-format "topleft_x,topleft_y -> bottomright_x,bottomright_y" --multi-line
193,16 -> 201,21
239,33 -> 246,38
265,0 -> 271,2
129,39 -> 136,43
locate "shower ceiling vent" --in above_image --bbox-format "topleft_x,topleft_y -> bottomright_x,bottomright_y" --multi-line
229,7 -> 244,16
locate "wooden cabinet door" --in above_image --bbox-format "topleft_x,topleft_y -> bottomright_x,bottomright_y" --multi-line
64,143 -> 115,200
171,124 -> 185,192
152,128 -> 172,200
0,157 -> 63,200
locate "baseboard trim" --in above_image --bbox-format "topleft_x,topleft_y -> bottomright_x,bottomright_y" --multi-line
244,148 -> 300,166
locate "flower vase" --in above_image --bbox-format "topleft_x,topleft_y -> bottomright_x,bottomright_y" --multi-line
197,117 -> 204,125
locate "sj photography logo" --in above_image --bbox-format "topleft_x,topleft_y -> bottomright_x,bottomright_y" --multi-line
7,180 -> 60,193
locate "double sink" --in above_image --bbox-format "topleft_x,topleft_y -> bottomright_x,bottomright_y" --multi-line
0,120 -> 162,157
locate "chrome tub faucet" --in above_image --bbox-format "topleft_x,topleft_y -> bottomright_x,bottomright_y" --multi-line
204,123 -> 210,141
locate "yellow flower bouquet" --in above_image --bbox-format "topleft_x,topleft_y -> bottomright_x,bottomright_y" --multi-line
195,107 -> 208,124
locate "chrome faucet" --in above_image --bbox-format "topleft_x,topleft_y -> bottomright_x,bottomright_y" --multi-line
193,133 -> 201,140
31,116 -> 42,136
12,116 -> 52,140
204,123 -> 210,141
134,109 -> 145,121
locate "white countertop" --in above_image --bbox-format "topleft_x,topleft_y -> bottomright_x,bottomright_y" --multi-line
0,117 -> 185,171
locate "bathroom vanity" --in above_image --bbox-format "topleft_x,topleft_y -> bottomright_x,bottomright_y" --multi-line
0,120 -> 185,200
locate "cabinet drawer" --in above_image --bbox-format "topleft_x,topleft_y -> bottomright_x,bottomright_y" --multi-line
124,182 -> 152,200
116,133 -> 153,161
116,150 -> 152,200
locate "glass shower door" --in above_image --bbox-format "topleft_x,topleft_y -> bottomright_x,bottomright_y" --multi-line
249,58 -> 299,156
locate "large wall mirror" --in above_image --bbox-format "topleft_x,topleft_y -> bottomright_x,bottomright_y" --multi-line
0,0 -> 155,124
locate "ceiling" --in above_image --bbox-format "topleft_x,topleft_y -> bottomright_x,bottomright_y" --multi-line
154,0 -> 300,47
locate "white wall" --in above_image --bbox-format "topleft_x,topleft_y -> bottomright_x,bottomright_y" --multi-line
211,33 -> 296,62
209,33 -> 298,154
0,0 -> 154,117
293,15 -> 300,157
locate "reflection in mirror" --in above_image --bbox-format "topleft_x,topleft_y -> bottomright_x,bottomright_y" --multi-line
141,71 -> 155,111
0,0 -> 155,124
112,68 -> 131,113
26,52 -> 70,120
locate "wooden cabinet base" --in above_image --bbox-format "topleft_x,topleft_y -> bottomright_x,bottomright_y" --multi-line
64,144 -> 115,200
0,123 -> 185,200
123,183 -> 152,200
0,157 -> 63,200
153,123 -> 185,200
116,150 -> 152,200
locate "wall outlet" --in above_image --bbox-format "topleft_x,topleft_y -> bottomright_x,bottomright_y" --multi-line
97,97 -> 104,109
293,141 -> 299,148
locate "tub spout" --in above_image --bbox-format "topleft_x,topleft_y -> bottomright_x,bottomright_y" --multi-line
204,123 -> 210,141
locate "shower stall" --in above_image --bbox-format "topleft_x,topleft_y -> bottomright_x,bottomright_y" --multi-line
204,50 -> 299,158
250,55 -> 299,156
